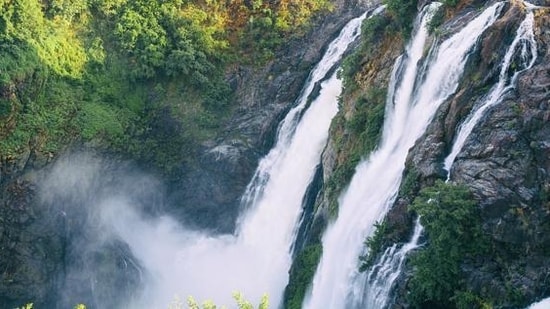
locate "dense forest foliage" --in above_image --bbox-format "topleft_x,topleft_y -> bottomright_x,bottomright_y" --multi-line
0,0 -> 330,175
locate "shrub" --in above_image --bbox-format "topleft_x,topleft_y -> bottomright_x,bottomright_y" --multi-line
359,220 -> 389,270
284,244 -> 322,309
383,0 -> 418,36
407,180 -> 489,308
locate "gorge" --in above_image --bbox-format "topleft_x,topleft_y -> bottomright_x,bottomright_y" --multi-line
1,0 -> 549,308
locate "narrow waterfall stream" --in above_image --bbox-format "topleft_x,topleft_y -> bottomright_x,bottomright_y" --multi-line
94,8 -> 377,308
444,9 -> 538,178
361,218 -> 423,308
303,3 -> 504,308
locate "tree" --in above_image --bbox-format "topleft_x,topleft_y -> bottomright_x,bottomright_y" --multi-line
408,180 -> 489,308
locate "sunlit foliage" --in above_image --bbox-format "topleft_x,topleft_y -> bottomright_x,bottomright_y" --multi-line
167,293 -> 269,309
0,0 -> 329,174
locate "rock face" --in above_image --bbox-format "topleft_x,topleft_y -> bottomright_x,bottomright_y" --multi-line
372,3 -> 550,308
0,153 -> 149,308
450,16 -> 550,304
0,179 -> 62,308
298,0 -> 549,307
167,0 -> 372,233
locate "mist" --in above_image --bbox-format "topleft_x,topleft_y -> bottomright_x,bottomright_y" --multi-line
35,153 -> 159,308
35,152 -> 273,308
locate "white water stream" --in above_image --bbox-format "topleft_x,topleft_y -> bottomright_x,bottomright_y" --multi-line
444,9 -> 538,178
361,218 -> 424,308
303,3 -> 504,308
95,9 -> 377,309
528,297 -> 550,309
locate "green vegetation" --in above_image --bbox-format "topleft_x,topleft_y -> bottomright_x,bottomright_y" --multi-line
97,0 -> 228,82
239,0 -> 332,61
19,294 -> 268,309
359,220 -> 390,270
284,244 -> 322,309
383,0 -> 418,36
340,13 -> 394,91
427,5 -> 446,34
17,304 -> 86,309
326,87 -> 386,216
180,293 -> 269,309
407,180 -> 490,308
399,168 -> 420,197
0,0 -> 330,176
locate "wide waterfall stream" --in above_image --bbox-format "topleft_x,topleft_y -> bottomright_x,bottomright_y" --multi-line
303,3 -> 504,308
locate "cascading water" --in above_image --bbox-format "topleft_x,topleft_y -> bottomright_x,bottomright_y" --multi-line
354,6 -> 540,309
96,8 -> 377,309
444,8 -> 538,178
360,218 -> 423,309
303,3 -> 504,309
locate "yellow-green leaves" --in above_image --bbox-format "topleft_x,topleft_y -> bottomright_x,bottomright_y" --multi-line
3,0 -> 88,78
170,293 -> 269,309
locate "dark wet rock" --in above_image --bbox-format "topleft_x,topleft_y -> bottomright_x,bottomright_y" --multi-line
168,0 -> 373,233
0,153 -> 153,308
449,54 -> 550,305
0,180 -> 62,308
377,3 -> 550,308
169,139 -> 257,233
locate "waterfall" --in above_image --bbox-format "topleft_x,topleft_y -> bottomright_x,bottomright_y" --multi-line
96,8 -> 378,309
357,8 -> 540,309
444,9 -> 538,178
360,218 -> 423,308
303,3 -> 504,309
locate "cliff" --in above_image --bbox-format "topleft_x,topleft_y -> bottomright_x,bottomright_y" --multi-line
165,0 -> 372,233
307,0 -> 550,307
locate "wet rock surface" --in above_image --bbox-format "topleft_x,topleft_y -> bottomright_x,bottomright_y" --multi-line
385,4 -> 550,307
451,58 -> 550,308
0,153 -> 158,307
0,180 -> 62,308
